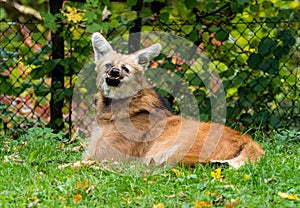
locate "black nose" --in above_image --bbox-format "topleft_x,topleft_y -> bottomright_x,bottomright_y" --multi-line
109,68 -> 120,77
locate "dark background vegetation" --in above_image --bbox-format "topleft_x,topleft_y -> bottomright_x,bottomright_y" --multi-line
0,0 -> 299,137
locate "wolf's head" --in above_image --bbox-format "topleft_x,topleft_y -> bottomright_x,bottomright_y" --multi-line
92,33 -> 162,99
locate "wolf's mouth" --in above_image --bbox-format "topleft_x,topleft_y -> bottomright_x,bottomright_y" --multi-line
105,75 -> 121,87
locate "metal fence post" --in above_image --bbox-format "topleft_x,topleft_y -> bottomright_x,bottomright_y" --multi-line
49,0 -> 64,132
128,0 -> 143,53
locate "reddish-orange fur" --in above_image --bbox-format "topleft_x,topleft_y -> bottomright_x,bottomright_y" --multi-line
83,33 -> 264,168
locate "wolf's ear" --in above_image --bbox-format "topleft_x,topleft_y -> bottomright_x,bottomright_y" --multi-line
134,43 -> 162,67
92,32 -> 113,62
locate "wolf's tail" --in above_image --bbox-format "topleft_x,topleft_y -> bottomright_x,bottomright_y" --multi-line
211,141 -> 264,169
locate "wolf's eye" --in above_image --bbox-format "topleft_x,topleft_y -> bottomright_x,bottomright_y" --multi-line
105,63 -> 112,69
122,66 -> 129,73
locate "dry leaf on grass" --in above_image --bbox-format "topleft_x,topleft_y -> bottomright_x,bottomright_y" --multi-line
171,168 -> 183,177
194,200 -> 211,207
70,146 -> 82,152
222,184 -> 237,191
58,196 -> 66,202
58,158 -> 96,170
76,179 -> 95,194
225,199 -> 239,208
73,194 -> 82,203
205,191 -> 217,196
152,203 -> 165,208
58,162 -> 73,170
3,153 -> 24,163
243,174 -> 250,180
211,168 -> 222,180
76,179 -> 89,189
264,177 -> 277,184
278,192 -> 300,200
86,185 -> 95,194
27,196 -> 39,208
164,194 -> 176,198
80,141 -> 87,148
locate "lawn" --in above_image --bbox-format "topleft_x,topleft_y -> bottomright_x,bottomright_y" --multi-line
0,127 -> 299,207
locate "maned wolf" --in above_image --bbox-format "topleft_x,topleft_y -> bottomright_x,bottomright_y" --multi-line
83,32 -> 264,168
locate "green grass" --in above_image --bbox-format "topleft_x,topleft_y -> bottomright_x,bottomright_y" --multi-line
0,127 -> 299,207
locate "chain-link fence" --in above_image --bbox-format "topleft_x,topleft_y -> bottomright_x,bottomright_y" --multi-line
0,17 -> 299,137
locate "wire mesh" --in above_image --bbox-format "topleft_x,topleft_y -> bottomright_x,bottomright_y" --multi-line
0,18 -> 299,137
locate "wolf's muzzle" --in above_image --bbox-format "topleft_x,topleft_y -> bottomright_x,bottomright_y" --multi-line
106,68 -> 121,87
109,68 -> 120,77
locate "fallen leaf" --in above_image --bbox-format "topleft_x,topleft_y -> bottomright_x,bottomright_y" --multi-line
211,168 -> 222,180
27,201 -> 39,208
205,191 -> 217,196
81,158 -> 96,166
58,158 -> 96,170
243,174 -> 250,180
58,162 -> 72,170
71,146 -> 81,152
86,185 -> 95,194
164,194 -> 176,198
58,196 -> 66,202
27,196 -> 39,208
73,194 -> 82,203
222,185 -> 237,190
28,196 -> 38,201
177,192 -> 185,197
73,161 -> 82,168
194,200 -> 211,207
153,203 -> 164,208
122,197 -> 131,204
102,6 -> 112,20
3,153 -> 24,163
76,179 -> 89,189
171,168 -> 183,177
80,141 -> 87,148
278,192 -> 300,200
225,199 -> 239,208
264,177 -> 277,184
171,56 -> 177,64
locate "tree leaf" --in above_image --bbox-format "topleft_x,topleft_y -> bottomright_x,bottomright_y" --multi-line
126,0 -> 137,7
185,0 -> 197,10
86,23 -> 102,33
215,29 -> 229,41
160,12 -> 169,22
277,30 -> 296,47
258,37 -> 276,56
247,53 -> 263,69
